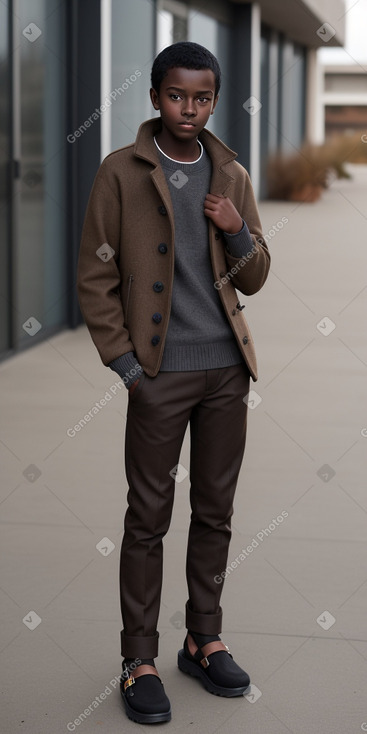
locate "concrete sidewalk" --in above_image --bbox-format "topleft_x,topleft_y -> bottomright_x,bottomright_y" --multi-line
1,164 -> 367,734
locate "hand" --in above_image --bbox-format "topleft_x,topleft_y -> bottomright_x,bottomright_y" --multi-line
128,378 -> 140,396
204,194 -> 243,234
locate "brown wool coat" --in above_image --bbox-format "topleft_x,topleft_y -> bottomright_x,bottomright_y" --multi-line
77,117 -> 270,381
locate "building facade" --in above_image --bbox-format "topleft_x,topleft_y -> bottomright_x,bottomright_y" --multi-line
0,0 -> 345,361
320,64 -> 367,140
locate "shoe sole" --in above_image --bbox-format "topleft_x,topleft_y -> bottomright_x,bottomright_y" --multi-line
120,683 -> 171,724
177,648 -> 250,698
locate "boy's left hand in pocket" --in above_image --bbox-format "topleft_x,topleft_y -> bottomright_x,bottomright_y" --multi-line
128,378 -> 140,396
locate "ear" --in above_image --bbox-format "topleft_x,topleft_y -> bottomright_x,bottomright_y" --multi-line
150,87 -> 160,110
210,94 -> 219,115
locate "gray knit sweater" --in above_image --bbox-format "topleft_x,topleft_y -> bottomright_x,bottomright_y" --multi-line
110,139 -> 254,389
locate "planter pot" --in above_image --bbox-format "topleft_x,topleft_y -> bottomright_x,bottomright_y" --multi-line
287,183 -> 323,202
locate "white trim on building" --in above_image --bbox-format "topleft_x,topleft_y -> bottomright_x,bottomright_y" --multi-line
101,0 -> 112,161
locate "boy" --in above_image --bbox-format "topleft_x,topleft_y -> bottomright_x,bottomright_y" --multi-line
77,41 -> 270,725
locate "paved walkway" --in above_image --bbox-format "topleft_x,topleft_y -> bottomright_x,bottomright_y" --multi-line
1,164 -> 367,733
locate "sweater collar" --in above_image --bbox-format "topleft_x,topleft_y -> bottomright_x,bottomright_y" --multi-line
133,117 -> 238,169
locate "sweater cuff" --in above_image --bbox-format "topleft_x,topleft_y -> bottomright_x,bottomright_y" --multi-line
109,351 -> 144,389
223,219 -> 254,258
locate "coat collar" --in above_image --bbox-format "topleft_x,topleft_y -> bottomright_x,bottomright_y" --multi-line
133,117 -> 238,195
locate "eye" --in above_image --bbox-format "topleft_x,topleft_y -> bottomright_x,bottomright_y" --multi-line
170,93 -> 181,101
197,97 -> 210,103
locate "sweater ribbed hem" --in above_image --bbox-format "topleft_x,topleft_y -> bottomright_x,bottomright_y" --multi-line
159,340 -> 244,371
109,351 -> 143,389
223,219 -> 255,258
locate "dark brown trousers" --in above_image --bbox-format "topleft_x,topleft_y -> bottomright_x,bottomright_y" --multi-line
120,363 -> 250,659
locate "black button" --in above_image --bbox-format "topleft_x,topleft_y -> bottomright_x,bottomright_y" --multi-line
152,312 -> 162,324
153,281 -> 164,293
219,271 -> 226,277
158,205 -> 167,215
158,243 -> 167,254
151,335 -> 160,346
215,233 -> 220,240
242,336 -> 248,345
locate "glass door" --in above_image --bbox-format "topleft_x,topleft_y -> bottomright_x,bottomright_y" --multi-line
0,0 -> 67,359
0,1 -> 11,354
15,0 -> 67,349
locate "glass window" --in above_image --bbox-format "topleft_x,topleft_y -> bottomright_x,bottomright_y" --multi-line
279,39 -> 306,152
15,0 -> 67,350
155,3 -> 231,143
156,0 -> 188,50
0,1 -> 11,353
259,28 -> 270,198
188,11 -> 231,142
110,0 -> 156,152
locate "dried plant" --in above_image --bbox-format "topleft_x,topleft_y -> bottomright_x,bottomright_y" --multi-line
266,132 -> 367,201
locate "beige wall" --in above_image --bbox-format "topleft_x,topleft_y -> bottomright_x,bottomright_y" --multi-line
230,0 -> 345,47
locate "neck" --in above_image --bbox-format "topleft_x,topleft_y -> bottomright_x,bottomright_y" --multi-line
154,129 -> 201,162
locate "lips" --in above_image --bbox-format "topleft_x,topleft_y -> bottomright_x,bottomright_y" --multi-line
179,122 -> 196,127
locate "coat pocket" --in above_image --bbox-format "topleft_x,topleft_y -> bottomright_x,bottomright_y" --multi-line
124,274 -> 134,328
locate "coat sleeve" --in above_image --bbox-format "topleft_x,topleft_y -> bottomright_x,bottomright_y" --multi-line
76,158 -> 135,366
223,166 -> 270,295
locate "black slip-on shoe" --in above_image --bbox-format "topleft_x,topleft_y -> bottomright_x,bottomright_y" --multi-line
120,663 -> 171,724
177,633 -> 250,698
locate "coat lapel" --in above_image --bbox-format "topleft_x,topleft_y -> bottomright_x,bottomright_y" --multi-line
132,117 -> 240,251
134,117 -> 175,227
133,117 -> 238,197
198,128 -> 237,196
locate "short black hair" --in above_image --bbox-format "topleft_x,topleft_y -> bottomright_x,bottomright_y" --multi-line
151,41 -> 221,98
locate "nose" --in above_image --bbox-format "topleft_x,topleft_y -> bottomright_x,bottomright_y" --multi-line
181,97 -> 196,116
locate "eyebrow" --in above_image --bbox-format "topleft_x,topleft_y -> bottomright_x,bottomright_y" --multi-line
166,86 -> 214,95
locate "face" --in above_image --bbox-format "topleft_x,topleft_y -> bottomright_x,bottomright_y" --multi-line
150,66 -> 219,142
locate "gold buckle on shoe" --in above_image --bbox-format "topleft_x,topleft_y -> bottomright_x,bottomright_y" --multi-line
200,644 -> 230,668
124,676 -> 135,692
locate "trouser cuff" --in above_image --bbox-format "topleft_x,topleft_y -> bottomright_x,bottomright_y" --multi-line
185,601 -> 222,634
120,630 -> 159,659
